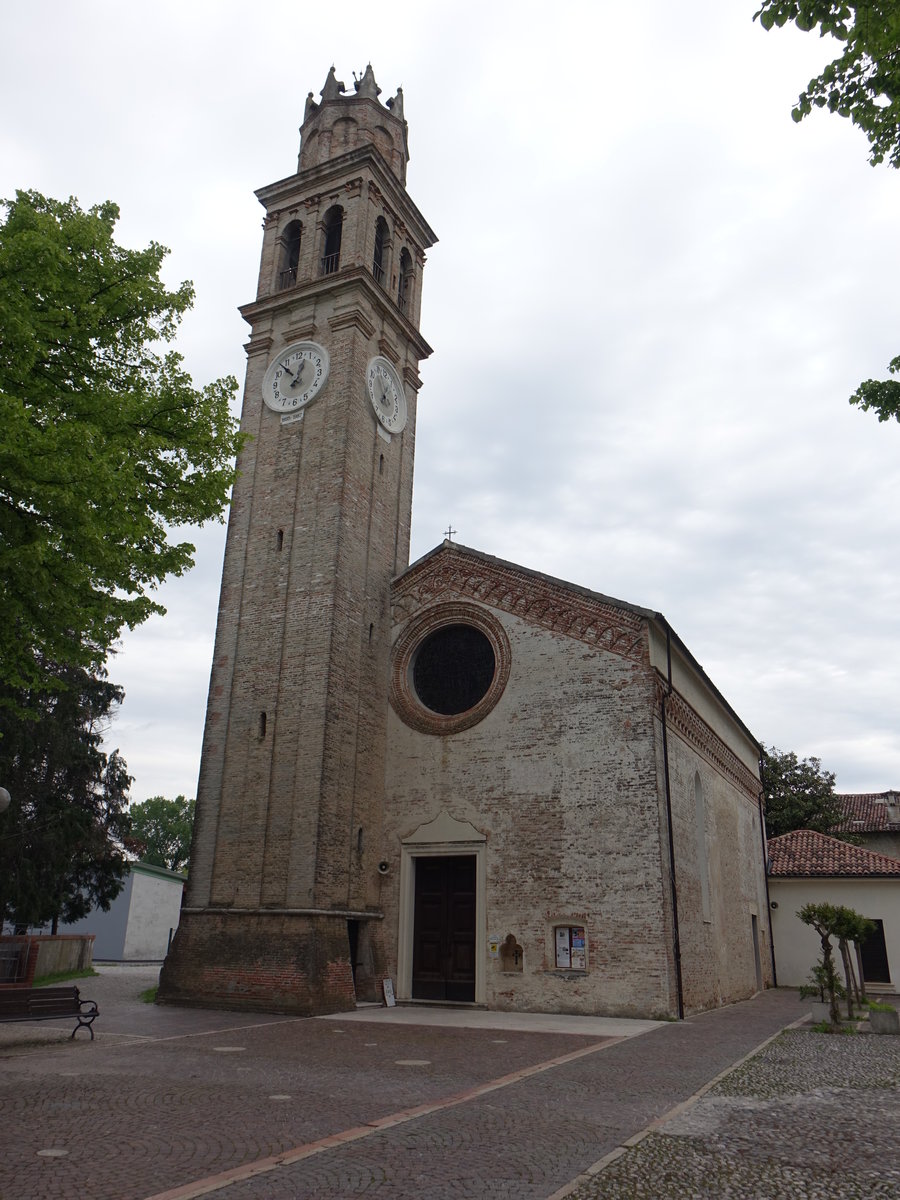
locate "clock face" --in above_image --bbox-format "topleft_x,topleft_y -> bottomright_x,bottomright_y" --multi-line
262,341 -> 330,413
366,356 -> 408,434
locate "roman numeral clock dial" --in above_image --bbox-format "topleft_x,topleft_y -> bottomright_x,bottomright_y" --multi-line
366,356 -> 408,435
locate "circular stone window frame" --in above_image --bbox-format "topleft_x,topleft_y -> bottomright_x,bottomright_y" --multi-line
390,602 -> 511,735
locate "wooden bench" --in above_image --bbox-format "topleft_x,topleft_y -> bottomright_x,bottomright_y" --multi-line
0,986 -> 99,1039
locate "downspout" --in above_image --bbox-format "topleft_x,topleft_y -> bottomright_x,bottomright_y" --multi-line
758,751 -> 778,987
660,625 -> 685,1019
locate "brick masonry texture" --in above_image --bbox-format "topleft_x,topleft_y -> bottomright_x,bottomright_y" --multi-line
382,542 -> 773,1019
160,74 -> 771,1021
158,75 -> 436,1015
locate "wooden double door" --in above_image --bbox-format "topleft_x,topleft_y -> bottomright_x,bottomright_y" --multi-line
411,855 -> 476,1002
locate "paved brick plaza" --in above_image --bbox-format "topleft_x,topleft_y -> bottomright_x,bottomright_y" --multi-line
2,967 -> 895,1199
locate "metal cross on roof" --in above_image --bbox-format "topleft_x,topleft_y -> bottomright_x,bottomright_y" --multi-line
444,525 -> 456,542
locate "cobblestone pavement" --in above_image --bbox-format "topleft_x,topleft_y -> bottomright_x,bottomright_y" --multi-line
565,1027 -> 900,1199
0,969 -> 844,1200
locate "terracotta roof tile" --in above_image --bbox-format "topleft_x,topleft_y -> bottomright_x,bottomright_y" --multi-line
833,792 -> 900,833
768,829 -> 900,878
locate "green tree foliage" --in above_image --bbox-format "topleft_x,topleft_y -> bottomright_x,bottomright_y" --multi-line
832,904 -> 876,1009
127,794 -> 195,873
0,664 -> 132,932
0,190 -> 242,697
849,353 -> 900,421
798,900 -> 875,1021
755,2 -> 900,167
761,745 -> 845,838
798,900 -> 846,1024
755,4 -> 900,423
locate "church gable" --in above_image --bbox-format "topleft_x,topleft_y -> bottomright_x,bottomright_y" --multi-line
392,541 -> 650,665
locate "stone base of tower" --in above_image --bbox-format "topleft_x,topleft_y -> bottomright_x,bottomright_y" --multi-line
157,909 -> 383,1015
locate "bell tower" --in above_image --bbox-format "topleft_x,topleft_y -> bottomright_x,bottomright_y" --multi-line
159,66 -> 436,1014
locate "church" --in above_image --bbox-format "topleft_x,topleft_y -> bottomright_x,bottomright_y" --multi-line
158,66 -> 773,1020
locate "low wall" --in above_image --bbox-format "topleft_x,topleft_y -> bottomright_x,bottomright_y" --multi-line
0,934 -> 95,985
35,934 -> 95,978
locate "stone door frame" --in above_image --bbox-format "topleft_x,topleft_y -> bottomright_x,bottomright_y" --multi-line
397,811 -> 487,1004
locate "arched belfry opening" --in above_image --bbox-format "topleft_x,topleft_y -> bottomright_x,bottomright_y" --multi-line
397,247 -> 413,313
373,216 -> 389,286
279,220 -> 302,289
321,206 -> 343,275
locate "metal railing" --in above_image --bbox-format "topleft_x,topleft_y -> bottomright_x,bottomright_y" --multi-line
0,943 -> 26,983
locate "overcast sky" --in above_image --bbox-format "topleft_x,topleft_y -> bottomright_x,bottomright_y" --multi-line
3,1 -> 899,800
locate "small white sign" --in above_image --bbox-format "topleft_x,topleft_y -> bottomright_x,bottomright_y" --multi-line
281,409 -> 305,426
382,977 -> 396,1007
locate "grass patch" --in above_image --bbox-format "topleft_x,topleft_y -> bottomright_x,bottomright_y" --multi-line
809,1019 -> 857,1034
33,967 -> 99,987
139,985 -> 158,1004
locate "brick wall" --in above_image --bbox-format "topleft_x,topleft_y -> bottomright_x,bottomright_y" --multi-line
380,546 -> 771,1020
162,81 -> 435,1015
158,911 -> 358,1015
383,599 -> 676,1019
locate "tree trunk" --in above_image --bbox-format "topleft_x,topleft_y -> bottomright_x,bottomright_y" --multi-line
818,930 -> 841,1026
855,941 -> 869,1002
838,938 -> 858,1018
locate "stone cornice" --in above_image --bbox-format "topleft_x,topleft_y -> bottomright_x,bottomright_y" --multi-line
393,549 -> 647,665
658,681 -> 760,800
255,146 -> 437,251
239,268 -> 433,363
329,306 -> 376,339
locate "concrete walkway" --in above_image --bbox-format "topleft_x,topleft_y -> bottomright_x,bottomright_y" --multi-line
0,968 -> 832,1199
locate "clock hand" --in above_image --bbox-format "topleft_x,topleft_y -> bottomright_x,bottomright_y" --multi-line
279,360 -> 295,378
289,360 -> 306,389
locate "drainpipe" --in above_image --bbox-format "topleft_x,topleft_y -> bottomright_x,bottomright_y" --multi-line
660,625 -> 685,1020
758,752 -> 778,987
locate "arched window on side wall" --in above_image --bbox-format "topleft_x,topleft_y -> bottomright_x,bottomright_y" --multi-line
372,216 -> 389,286
279,220 -> 302,290
397,247 -> 413,313
694,772 -> 711,923
321,206 -> 343,275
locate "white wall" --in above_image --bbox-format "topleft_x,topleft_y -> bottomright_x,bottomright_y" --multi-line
769,877 -> 900,990
60,863 -> 184,960
122,866 -> 185,959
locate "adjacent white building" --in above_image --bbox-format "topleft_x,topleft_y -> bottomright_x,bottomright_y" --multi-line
62,862 -> 185,961
768,829 -> 900,993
